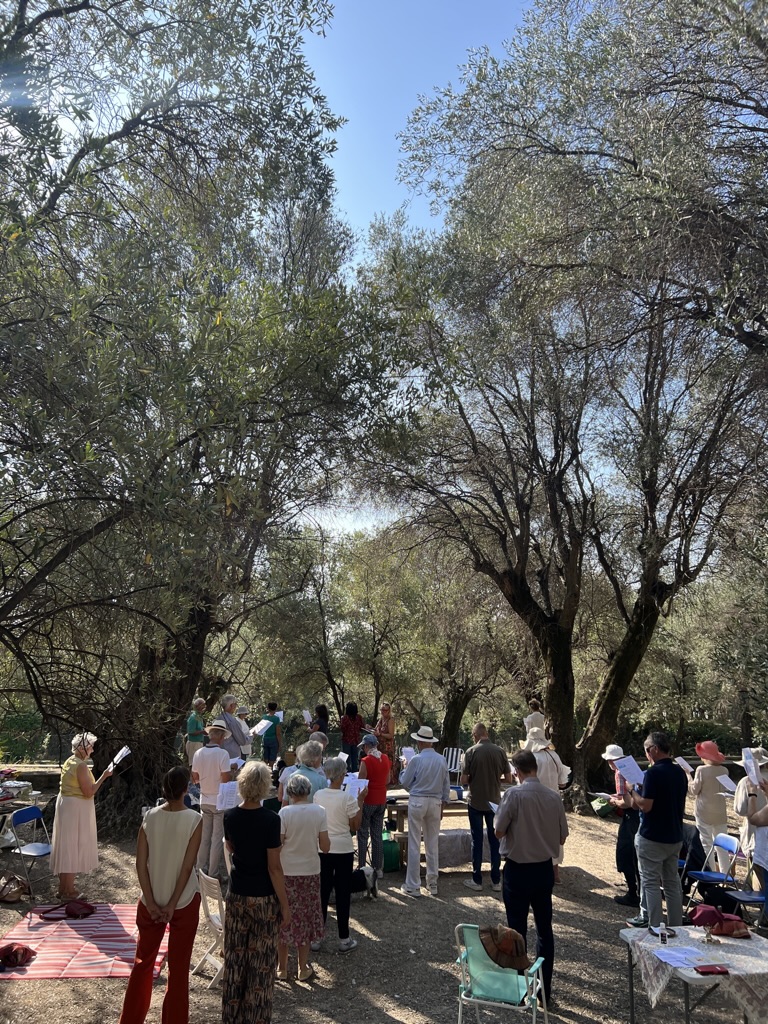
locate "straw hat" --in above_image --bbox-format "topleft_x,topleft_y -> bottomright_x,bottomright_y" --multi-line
205,719 -> 232,740
523,727 -> 551,753
410,725 -> 439,744
695,740 -> 726,764
736,747 -> 768,768
478,924 -> 531,971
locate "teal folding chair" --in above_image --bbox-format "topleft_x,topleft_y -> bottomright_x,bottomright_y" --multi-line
455,923 -> 548,1024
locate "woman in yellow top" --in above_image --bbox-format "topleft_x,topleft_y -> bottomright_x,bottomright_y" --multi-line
50,732 -> 113,900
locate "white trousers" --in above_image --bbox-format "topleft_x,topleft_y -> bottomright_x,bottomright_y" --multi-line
405,796 -> 442,890
696,820 -> 731,873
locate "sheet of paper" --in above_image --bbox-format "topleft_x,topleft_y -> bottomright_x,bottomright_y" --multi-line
108,745 -> 131,771
216,781 -> 239,810
653,947 -> 709,967
742,748 -> 761,786
276,711 -> 284,722
302,709 -> 312,725
488,801 -> 499,813
338,751 -> 349,762
230,757 -> 245,769
675,756 -> 694,774
613,755 -> 645,787
251,718 -> 272,737
401,746 -> 416,763
343,776 -> 368,797
716,773 -> 737,792
588,792 -> 615,801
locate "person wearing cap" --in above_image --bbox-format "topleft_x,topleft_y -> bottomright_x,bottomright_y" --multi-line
523,728 -> 570,882
603,743 -> 641,908
460,723 -> 512,892
185,697 -> 207,765
494,748 -> 569,1003
191,720 -> 233,882
620,730 -> 687,930
685,740 -> 730,872
399,725 -> 451,897
235,707 -> 252,759
357,733 -> 391,878
735,747 -> 768,910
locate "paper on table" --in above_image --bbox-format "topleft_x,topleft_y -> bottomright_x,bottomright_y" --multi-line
108,745 -> 131,772
251,718 -> 272,737
742,747 -> 762,786
302,709 -> 312,725
716,773 -> 737,792
675,756 -> 694,774
613,755 -> 645,787
216,781 -> 239,811
400,746 -> 416,763
653,947 -> 715,967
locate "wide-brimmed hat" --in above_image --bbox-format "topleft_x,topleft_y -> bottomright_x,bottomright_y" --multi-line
361,734 -> 378,747
736,746 -> 768,768
236,706 -> 249,716
205,719 -> 232,740
410,725 -> 439,744
523,727 -> 551,753
695,740 -> 726,764
478,924 -> 531,971
601,744 -> 625,761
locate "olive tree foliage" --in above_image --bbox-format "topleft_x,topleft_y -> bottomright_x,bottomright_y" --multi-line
401,0 -> 768,356
0,1 -> 400,820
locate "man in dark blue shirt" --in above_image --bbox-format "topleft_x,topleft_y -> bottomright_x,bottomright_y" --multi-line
623,731 -> 687,928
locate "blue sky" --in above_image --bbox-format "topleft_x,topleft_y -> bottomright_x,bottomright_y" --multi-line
303,1 -> 526,236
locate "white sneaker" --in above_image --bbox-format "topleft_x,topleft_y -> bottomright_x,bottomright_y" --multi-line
399,884 -> 421,897
491,881 -> 502,892
463,878 -> 483,891
376,869 -> 384,879
338,937 -> 358,952
428,884 -> 438,896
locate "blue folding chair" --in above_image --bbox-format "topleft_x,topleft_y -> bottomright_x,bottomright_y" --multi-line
455,923 -> 548,1024
684,833 -> 740,912
9,805 -> 52,896
727,890 -> 766,927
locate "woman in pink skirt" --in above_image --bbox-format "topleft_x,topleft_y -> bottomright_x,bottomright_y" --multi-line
277,773 -> 330,981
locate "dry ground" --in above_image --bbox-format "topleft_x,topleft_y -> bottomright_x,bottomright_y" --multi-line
0,796 -> 749,1024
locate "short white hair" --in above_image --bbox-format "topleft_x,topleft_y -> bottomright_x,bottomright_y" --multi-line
297,741 -> 323,767
72,732 -> 97,753
221,693 -> 237,710
323,757 -> 347,782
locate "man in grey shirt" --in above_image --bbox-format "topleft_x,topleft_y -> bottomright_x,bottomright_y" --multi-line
400,726 -> 450,897
495,749 -> 569,1003
461,722 -> 512,892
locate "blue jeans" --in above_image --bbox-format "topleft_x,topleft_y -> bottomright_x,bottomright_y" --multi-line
503,858 -> 555,999
468,805 -> 501,884
341,741 -> 359,773
262,737 -> 278,763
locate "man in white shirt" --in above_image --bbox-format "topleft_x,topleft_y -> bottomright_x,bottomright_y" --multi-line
191,720 -> 232,881
400,726 -> 450,897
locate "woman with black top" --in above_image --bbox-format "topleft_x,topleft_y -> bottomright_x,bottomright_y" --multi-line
309,703 -> 329,736
222,760 -> 290,1024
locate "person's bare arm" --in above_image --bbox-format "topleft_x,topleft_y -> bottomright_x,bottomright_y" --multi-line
135,826 -> 163,921
76,760 -> 112,799
158,820 -> 202,922
627,786 -> 653,813
319,829 -> 331,854
268,846 -> 291,927
220,770 -> 232,783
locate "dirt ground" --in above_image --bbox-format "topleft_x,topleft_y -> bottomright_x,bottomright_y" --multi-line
0,796 -> 751,1024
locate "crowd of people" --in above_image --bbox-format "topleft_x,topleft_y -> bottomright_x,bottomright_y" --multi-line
42,694 -> 768,1022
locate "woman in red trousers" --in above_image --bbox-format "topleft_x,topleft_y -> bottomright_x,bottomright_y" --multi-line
119,766 -> 202,1024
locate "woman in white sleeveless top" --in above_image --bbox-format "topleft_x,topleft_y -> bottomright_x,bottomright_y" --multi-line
119,766 -> 202,1024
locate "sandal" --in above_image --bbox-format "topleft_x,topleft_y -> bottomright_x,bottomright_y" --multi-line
298,965 -> 315,982
276,968 -> 289,980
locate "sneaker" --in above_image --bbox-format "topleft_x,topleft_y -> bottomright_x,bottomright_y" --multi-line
463,879 -> 483,891
310,940 -> 322,952
614,893 -> 641,907
399,884 -> 421,897
338,937 -> 358,953
376,869 -> 383,879
491,881 -> 502,892
628,914 -> 649,928
428,884 -> 438,896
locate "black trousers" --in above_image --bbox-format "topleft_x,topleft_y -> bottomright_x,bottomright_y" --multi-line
502,858 -> 555,999
320,851 -> 354,940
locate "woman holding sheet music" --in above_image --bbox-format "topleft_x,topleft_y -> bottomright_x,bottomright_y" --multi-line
50,731 -> 113,900
687,740 -> 730,872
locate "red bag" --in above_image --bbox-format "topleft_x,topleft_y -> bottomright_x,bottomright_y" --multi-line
689,904 -> 750,938
39,899 -> 96,920
0,942 -> 37,968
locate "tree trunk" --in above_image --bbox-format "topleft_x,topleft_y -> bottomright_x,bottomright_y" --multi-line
575,594 -> 663,791
439,686 -> 476,752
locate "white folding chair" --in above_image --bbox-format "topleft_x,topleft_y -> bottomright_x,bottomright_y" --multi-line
9,805 -> 52,896
443,748 -> 463,786
192,870 -> 226,988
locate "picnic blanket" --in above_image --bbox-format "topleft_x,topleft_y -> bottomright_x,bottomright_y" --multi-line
0,903 -> 167,979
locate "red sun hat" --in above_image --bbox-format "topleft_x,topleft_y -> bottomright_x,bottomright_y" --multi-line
695,740 -> 725,764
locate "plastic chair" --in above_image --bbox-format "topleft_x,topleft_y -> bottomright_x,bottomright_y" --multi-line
192,870 -> 226,988
727,889 -> 766,927
443,748 -> 463,786
684,833 -> 740,911
9,805 -> 52,896
455,923 -> 548,1024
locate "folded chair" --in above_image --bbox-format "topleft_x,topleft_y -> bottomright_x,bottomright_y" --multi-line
684,833 -> 740,912
455,923 -> 548,1024
9,805 -> 52,896
192,870 -> 226,988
